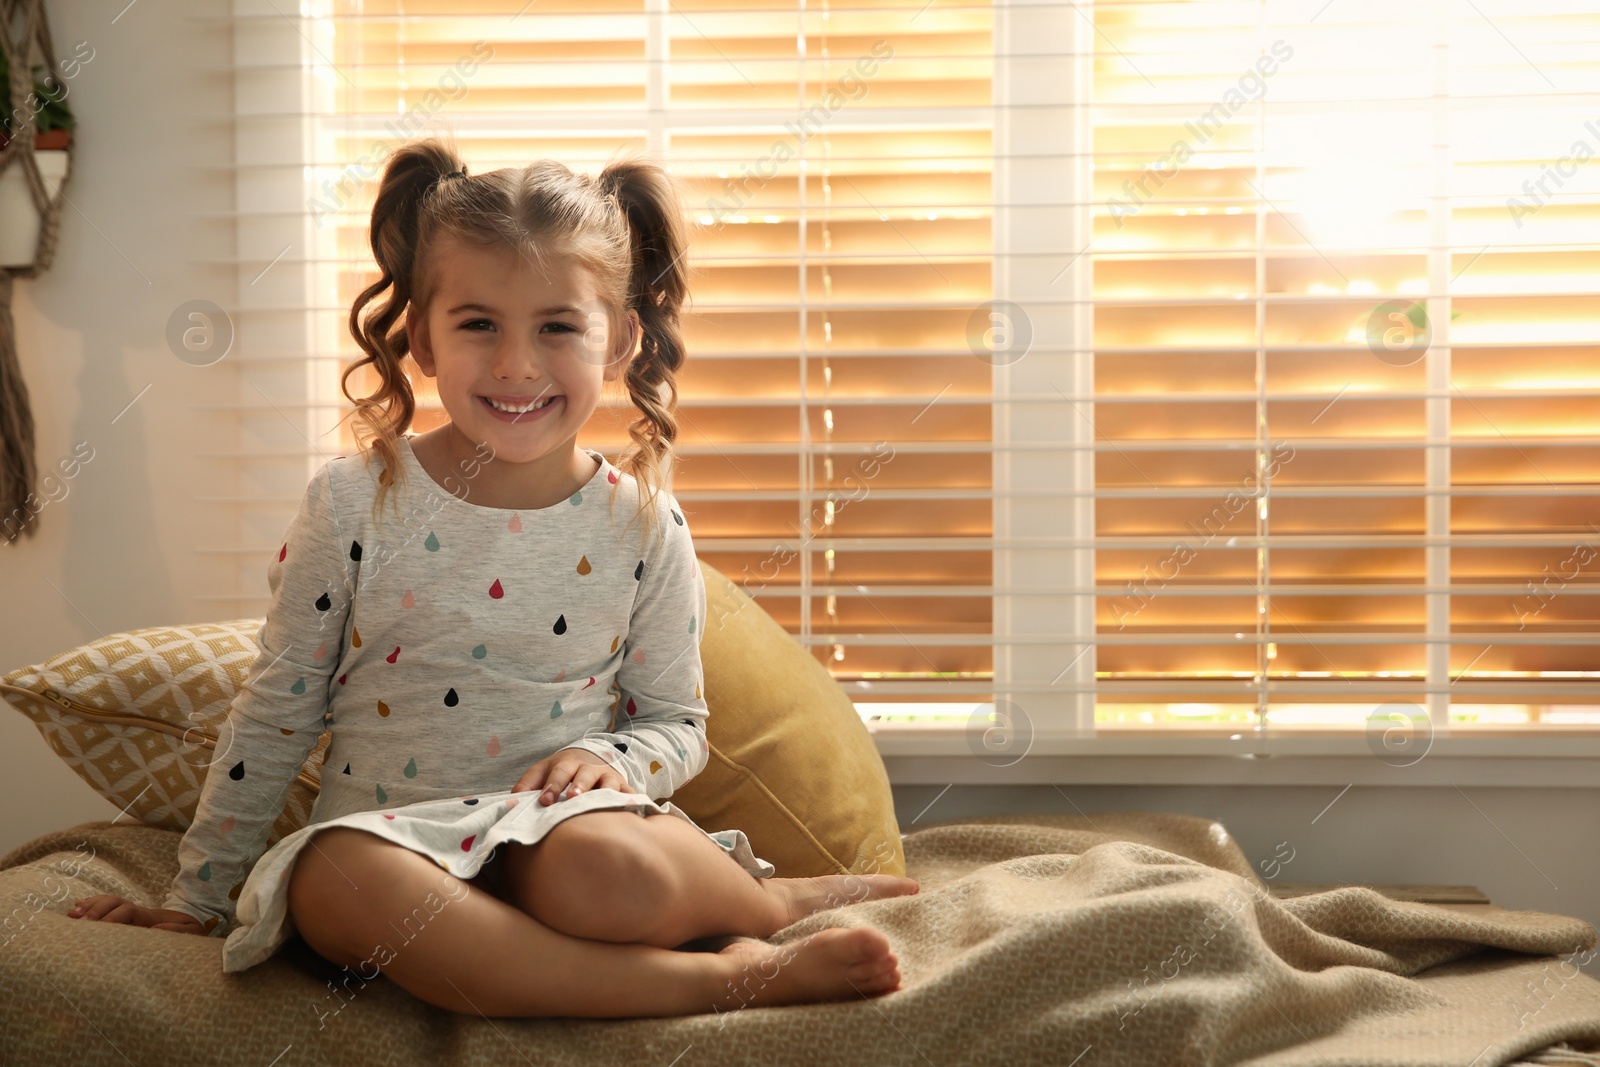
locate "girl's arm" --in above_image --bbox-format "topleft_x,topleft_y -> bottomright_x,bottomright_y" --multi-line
161,461 -> 357,935
559,495 -> 709,802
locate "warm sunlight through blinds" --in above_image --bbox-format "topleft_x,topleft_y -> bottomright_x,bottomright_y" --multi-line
1090,0 -> 1600,734
315,1 -> 997,716
233,0 -> 1598,743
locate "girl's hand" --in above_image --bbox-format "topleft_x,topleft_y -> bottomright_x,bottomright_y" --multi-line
67,894 -> 219,936
512,747 -> 634,806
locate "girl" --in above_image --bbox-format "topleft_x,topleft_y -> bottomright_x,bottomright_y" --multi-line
68,137 -> 919,1018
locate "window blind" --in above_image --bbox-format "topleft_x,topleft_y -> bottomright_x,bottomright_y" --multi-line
300,0 -> 1003,725
218,0 -> 1597,754
1089,0 -> 1600,740
217,0 -> 1000,715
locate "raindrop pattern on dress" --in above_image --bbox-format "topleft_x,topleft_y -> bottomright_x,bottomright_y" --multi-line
161,443 -> 713,936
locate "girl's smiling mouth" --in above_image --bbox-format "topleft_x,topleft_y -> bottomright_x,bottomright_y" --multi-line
480,395 -> 562,420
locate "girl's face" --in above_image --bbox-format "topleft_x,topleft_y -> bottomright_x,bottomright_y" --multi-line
406,233 -> 637,469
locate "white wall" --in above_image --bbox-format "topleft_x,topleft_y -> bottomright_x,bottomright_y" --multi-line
0,3 -> 1595,979
0,1 -> 236,850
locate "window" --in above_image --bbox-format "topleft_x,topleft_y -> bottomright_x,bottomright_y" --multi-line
227,0 -> 1596,757
1088,0 -> 1600,745
304,0 -> 1003,729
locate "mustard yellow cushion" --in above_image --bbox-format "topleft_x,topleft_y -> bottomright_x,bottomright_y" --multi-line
1,559 -> 904,884
677,561 -> 906,878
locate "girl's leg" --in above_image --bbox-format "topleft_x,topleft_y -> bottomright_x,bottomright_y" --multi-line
286,825 -> 902,1019
505,809 -> 921,951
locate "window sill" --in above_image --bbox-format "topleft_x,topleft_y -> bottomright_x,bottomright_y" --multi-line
866,724 -> 1600,788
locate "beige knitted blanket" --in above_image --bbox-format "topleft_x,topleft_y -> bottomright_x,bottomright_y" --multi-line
3,812 -> 1597,1066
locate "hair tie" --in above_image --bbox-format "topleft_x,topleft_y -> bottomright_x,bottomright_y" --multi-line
437,165 -> 468,187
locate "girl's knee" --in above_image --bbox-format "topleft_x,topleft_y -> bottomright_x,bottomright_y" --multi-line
516,813 -> 673,920
288,829 -> 412,934
559,813 -> 670,889
288,828 -> 381,968
292,828 -> 383,895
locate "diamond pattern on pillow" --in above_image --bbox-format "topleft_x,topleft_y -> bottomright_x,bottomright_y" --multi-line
2,619 -> 327,848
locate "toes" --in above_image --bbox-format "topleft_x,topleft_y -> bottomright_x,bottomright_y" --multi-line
832,927 -> 895,972
835,926 -> 885,958
812,926 -> 886,968
864,961 -> 899,989
846,957 -> 898,982
852,966 -> 901,996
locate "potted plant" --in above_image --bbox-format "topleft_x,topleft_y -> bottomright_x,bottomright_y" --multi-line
0,46 -> 75,266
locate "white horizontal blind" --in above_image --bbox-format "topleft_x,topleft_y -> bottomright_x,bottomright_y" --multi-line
220,1 -> 1004,727
1089,0 -> 1600,738
207,3 -> 349,610
224,0 -> 1598,747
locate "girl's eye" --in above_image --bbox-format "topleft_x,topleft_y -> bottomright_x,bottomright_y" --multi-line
458,320 -> 578,334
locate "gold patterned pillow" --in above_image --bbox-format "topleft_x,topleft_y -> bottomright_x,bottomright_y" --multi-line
1,620 -> 327,853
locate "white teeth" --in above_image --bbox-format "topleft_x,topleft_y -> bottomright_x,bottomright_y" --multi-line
486,396 -> 556,414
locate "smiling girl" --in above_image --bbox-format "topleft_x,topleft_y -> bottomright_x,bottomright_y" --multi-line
68,137 -> 918,1017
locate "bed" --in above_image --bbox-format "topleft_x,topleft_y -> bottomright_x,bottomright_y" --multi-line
5,561 -> 1599,1065
3,809 -> 1599,1066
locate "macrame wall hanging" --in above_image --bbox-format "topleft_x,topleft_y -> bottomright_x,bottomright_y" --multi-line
0,0 -> 74,540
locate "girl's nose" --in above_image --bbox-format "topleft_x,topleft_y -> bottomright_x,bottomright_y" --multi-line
492,340 -> 546,382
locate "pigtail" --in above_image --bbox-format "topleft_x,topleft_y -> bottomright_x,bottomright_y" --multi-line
341,138 -> 467,526
597,155 -> 693,550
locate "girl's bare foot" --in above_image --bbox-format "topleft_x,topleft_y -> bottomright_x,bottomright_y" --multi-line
762,873 -> 921,930
711,927 -> 901,1011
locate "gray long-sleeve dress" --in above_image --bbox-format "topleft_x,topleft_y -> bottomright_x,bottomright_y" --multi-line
161,434 -> 773,973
